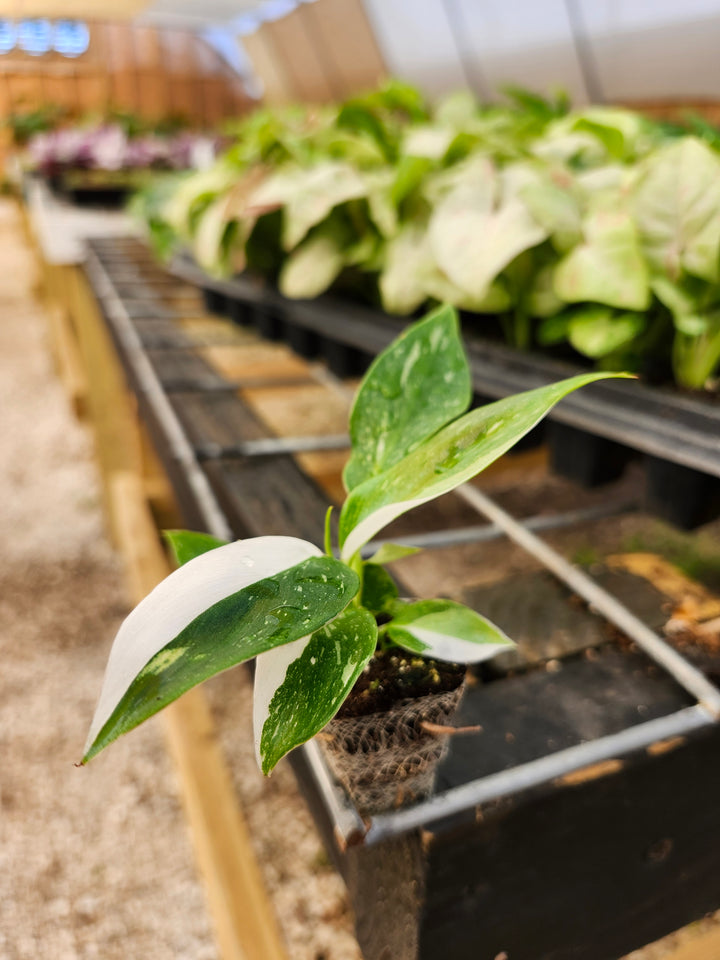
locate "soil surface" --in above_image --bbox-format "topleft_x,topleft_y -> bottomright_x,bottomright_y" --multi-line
337,650 -> 465,718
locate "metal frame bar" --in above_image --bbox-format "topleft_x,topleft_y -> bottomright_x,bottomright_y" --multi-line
361,497 -> 638,556
365,704 -> 713,843
456,484 -> 720,717
195,434 -> 351,461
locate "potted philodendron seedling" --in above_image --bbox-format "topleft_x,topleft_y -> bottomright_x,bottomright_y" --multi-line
83,305 -> 627,813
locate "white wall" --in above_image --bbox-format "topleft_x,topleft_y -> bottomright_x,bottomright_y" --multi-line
361,0 -> 720,104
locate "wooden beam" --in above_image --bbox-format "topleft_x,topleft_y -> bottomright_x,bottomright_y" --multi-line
643,922 -> 720,960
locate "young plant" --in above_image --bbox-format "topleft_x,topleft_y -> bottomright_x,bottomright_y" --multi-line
83,305 -> 628,774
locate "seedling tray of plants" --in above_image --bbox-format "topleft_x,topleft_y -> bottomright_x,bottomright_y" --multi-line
84,236 -> 720,960
169,255 -> 720,532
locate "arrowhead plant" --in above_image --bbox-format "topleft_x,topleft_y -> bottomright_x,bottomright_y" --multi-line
83,304 -> 629,774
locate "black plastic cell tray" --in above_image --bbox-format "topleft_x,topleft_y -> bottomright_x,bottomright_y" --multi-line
171,256 -> 720,528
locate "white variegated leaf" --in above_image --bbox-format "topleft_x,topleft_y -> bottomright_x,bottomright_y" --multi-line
254,607 -> 377,774
84,538 -> 359,762
339,372 -> 628,560
385,599 -> 514,663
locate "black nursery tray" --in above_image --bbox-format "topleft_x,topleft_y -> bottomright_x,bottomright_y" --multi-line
171,256 -> 720,531
84,237 -> 720,960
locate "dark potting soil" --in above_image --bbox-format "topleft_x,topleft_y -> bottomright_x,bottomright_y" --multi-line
337,649 -> 466,720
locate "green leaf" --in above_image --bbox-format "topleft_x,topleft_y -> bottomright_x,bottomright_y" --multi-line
360,563 -> 399,614
255,607 -> 378,774
572,107 -> 647,160
537,312 -> 572,346
567,306 -> 646,359
633,137 -> 720,283
391,155 -> 433,206
163,530 -> 227,566
385,599 -> 514,663
672,314 -> 720,389
84,540 -> 359,763
527,264 -> 565,318
652,274 -> 706,318
366,543 -> 420,565
339,371 -> 630,560
554,206 -> 650,311
343,305 -> 471,491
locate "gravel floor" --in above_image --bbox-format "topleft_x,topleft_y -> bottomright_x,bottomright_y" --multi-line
0,201 -> 216,960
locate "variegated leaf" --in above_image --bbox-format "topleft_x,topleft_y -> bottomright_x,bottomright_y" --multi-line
254,607 -> 377,774
83,537 -> 358,762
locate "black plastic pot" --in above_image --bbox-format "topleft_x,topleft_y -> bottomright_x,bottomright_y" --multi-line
321,337 -> 374,379
284,320 -> 321,359
200,287 -> 229,317
548,422 -> 636,487
252,304 -> 283,341
228,297 -> 252,327
645,456 -> 720,528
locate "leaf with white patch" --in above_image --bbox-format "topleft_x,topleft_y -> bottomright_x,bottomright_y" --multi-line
633,137 -> 720,283
343,305 -> 471,492
423,267 -> 511,314
162,163 -> 238,238
378,223 -> 434,315
250,162 -> 368,251
254,607 -> 377,774
429,188 -> 547,302
163,529 -> 227,566
279,229 -> 345,299
339,372 -> 630,560
83,537 -> 359,763
385,599 -> 513,663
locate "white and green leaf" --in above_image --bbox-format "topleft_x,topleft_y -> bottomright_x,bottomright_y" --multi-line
567,306 -> 646,358
385,599 -> 514,663
554,206 -> 650,311
429,180 -> 546,302
278,229 -> 346,299
83,537 -> 359,763
378,224 -> 434,315
633,137 -> 720,283
344,305 -> 471,491
254,606 -> 377,774
266,162 -> 368,251
339,372 -> 629,560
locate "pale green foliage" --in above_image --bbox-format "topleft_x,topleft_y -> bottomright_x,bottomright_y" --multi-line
136,82 -> 720,388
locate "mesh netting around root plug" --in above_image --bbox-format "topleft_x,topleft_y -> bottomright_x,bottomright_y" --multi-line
320,683 -> 465,815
